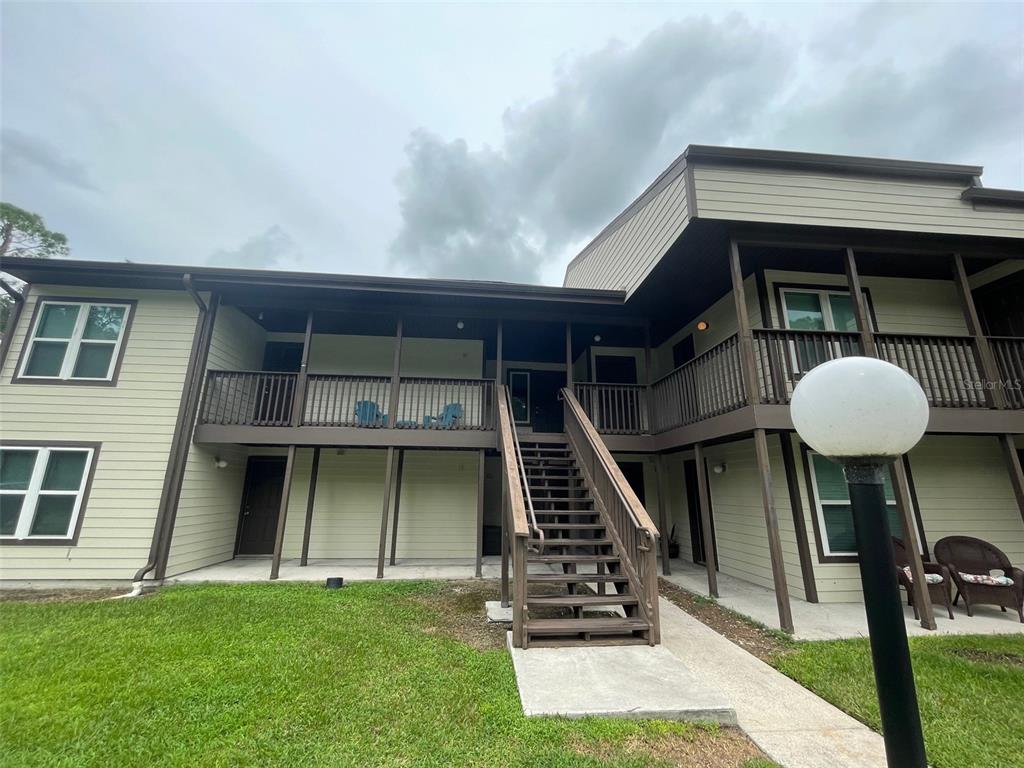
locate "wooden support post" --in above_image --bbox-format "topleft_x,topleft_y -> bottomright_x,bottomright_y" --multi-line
475,450 -> 486,577
269,445 -> 297,580
496,320 -> 503,385
388,450 -> 406,566
299,447 -> 320,566
376,447 -> 397,579
952,253 -> 1006,408
500,491 -> 510,607
565,322 -> 573,390
1000,434 -> 1024,526
728,239 -> 762,406
778,431 -> 818,603
890,457 -> 935,629
644,324 -> 653,432
843,248 -> 877,356
655,455 -> 672,575
693,442 -> 718,597
291,311 -> 314,426
387,318 -> 404,424
753,428 -> 794,633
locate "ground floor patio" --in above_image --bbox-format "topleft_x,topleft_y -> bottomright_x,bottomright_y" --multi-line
664,558 -> 1024,640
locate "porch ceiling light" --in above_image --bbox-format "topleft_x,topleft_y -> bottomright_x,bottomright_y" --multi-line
790,357 -> 928,462
696,320 -> 710,331
456,320 -> 465,330
593,334 -> 601,342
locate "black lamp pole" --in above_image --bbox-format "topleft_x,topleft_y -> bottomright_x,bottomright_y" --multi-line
844,461 -> 928,768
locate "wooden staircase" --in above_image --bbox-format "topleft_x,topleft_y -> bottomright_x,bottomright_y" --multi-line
518,441 -> 654,647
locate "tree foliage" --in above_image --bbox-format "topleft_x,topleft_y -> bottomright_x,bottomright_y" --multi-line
1,202 -> 70,333
1,202 -> 69,259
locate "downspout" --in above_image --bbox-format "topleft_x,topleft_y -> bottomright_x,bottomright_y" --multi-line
124,274 -> 215,595
0,278 -> 27,371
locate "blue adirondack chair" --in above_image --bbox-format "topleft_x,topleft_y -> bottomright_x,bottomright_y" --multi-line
354,400 -> 387,427
423,402 -> 463,429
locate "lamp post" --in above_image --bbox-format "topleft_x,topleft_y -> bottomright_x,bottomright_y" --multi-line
791,357 -> 929,768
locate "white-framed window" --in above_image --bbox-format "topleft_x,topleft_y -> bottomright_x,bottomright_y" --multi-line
0,446 -> 96,541
780,289 -> 871,375
18,300 -> 132,382
806,451 -> 905,557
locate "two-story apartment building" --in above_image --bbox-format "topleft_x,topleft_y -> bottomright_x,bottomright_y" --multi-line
2,146 -> 1022,647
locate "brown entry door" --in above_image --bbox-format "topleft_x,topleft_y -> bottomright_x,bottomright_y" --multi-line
236,457 -> 286,555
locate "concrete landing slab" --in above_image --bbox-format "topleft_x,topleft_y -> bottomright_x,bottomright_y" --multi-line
485,601 -> 512,623
507,633 -> 736,724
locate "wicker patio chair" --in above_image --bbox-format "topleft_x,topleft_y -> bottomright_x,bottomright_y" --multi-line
892,537 -> 954,620
934,536 -> 1024,623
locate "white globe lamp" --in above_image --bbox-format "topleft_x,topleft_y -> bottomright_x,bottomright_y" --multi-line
790,356 -> 930,768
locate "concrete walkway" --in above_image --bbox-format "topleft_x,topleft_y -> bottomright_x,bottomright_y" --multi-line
658,596 -> 886,768
508,635 -> 736,724
665,559 -> 1024,640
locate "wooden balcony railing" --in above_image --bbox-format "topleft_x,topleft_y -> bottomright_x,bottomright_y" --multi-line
573,382 -> 648,435
648,334 -> 747,433
752,329 -> 863,405
199,370 -> 297,426
990,336 -> 1024,410
874,333 -> 986,408
198,371 -> 496,430
303,374 -> 391,426
563,388 -> 660,644
393,377 -> 496,430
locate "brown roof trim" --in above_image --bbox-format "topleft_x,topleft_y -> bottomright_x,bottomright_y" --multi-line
961,187 -> 1024,208
0,256 -> 626,305
683,144 -> 983,181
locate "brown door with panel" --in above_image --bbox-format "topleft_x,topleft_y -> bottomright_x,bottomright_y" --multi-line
236,457 -> 287,555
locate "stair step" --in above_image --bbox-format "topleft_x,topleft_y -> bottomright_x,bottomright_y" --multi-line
527,573 -> 628,584
537,523 -> 605,530
525,617 -> 649,635
533,512 -> 600,519
527,594 -> 639,607
526,636 -> 650,648
529,554 -> 620,564
519,446 -> 571,453
540,538 -> 612,547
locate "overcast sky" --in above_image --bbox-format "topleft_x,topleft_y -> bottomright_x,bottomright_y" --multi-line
2,2 -> 1021,285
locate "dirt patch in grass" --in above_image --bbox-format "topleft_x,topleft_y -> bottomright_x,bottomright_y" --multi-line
573,724 -> 774,768
0,588 -> 126,603
412,579 -> 509,650
659,579 -> 793,664
950,648 -> 1024,667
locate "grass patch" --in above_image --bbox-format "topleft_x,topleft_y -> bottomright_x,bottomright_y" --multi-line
1,581 -> 774,768
773,633 -> 1024,768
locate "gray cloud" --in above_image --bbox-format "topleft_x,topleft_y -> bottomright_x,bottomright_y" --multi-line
1,128 -> 99,192
207,226 -> 301,270
391,16 -> 794,283
773,43 -> 1023,163
392,10 -> 1023,284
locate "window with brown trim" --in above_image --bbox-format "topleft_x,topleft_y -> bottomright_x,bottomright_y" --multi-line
0,443 -> 99,544
15,299 -> 134,384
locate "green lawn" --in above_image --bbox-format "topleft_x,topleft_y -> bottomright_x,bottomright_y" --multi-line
774,633 -> 1024,768
0,582 -> 771,768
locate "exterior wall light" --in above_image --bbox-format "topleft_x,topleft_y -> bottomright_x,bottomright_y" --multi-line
791,357 -> 929,768
712,463 -> 726,474
696,321 -> 710,331
456,320 -> 465,330
213,457 -> 229,469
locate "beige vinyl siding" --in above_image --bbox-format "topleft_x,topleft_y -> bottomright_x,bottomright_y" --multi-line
265,334 -> 484,379
564,171 -> 690,293
693,165 -> 1024,239
766,270 -> 968,336
651,275 -> 759,380
388,451 -> 478,559
165,308 -> 267,577
0,286 -> 197,581
703,438 -> 808,600
279,449 -> 480,560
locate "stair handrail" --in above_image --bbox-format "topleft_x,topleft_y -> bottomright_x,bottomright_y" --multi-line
561,386 -> 661,644
502,385 -> 543,554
